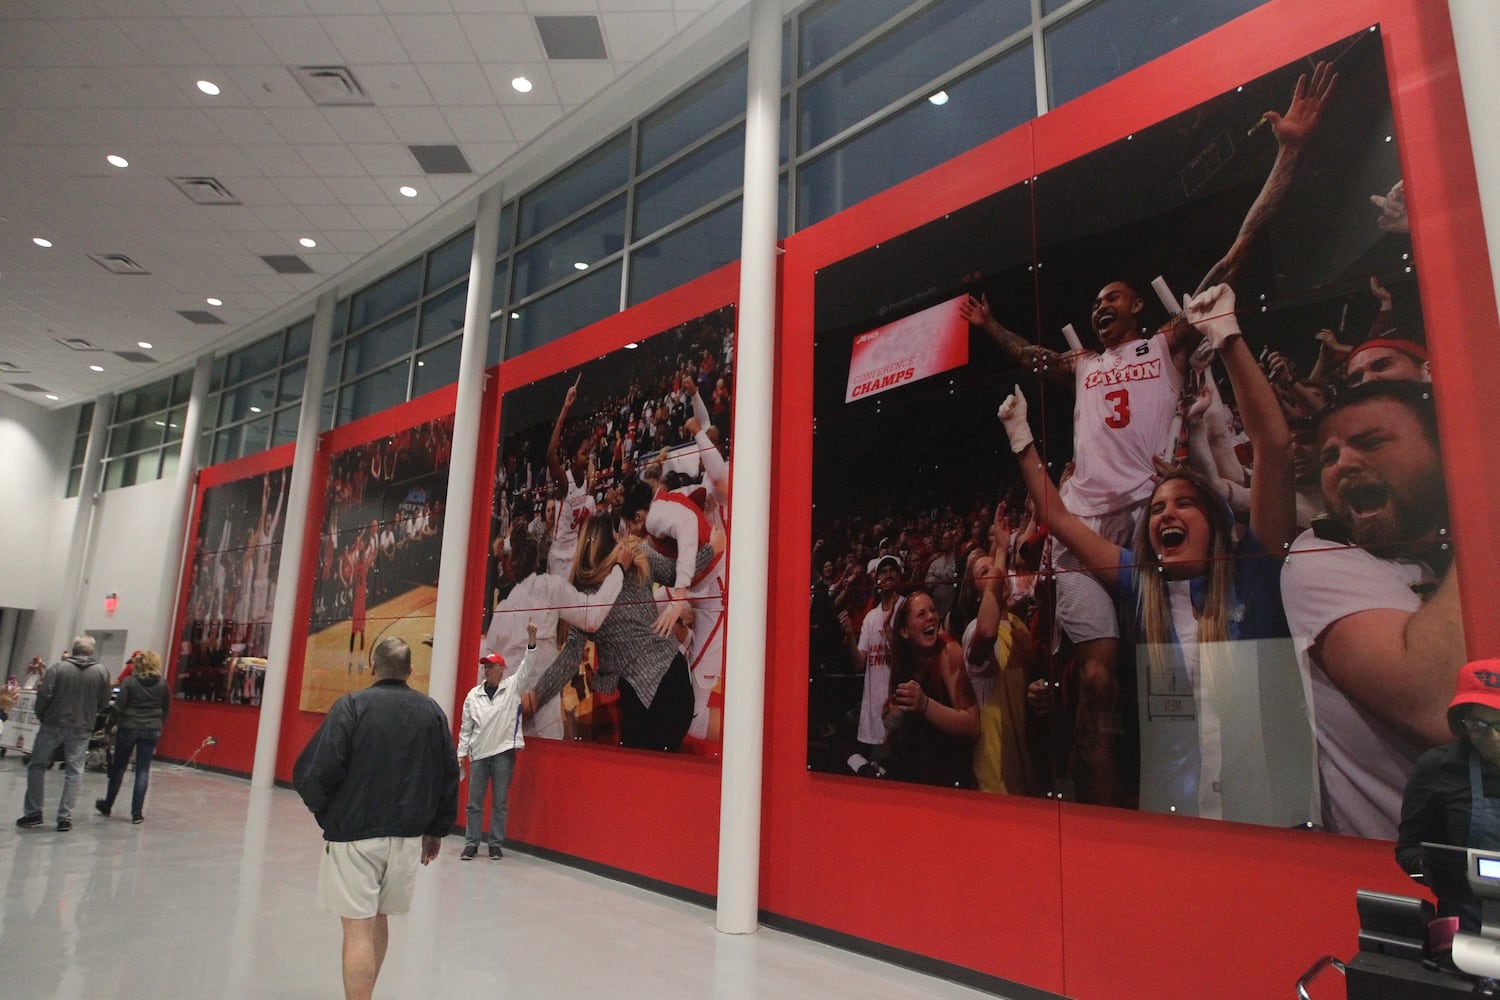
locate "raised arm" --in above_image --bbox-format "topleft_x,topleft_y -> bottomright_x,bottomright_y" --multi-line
997,388 -> 1122,587
1195,61 -> 1338,295
961,294 -> 1075,383
546,378 -> 579,485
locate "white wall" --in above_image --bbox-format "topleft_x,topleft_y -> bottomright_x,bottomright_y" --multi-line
73,475 -> 181,663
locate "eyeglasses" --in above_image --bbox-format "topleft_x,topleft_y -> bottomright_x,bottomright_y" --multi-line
1462,718 -> 1500,736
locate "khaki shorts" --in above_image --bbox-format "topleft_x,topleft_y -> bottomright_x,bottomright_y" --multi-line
318,837 -> 422,919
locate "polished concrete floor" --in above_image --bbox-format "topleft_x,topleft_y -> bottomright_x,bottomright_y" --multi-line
0,756 -> 1000,999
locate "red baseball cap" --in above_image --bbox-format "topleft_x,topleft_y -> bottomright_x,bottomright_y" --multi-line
1448,659 -> 1500,736
480,653 -> 506,669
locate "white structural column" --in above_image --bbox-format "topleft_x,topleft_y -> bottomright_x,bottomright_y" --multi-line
51,393 -> 113,654
716,0 -> 780,935
1447,0 -> 1500,328
428,183 -> 504,719
151,355 -> 213,656
251,291 -> 336,787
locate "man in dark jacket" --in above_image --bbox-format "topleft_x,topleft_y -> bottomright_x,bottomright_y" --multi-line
293,636 -> 458,1000
17,636 -> 111,832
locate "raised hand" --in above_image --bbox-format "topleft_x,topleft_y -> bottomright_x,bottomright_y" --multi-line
1262,60 -> 1337,150
1370,180 -> 1408,233
1182,284 -> 1242,350
996,386 -> 1033,454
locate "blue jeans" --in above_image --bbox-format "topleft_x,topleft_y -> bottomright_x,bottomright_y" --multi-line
464,749 -> 517,847
25,725 -> 91,821
104,728 -> 161,819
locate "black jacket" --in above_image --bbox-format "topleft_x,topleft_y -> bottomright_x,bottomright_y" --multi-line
293,679 -> 459,842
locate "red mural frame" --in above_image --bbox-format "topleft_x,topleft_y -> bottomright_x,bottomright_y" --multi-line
769,2 -> 1496,998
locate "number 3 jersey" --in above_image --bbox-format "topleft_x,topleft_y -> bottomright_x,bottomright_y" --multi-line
1058,331 -> 1181,518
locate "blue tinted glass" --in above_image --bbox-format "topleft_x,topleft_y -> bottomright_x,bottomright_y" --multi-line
413,338 -> 462,397
800,0 -> 1029,152
285,318 -> 313,362
490,257 -> 511,315
341,364 -> 410,425
639,54 -> 747,171
635,128 -> 745,237
271,404 -> 301,449
418,280 -> 469,347
225,335 -> 282,387
427,228 -> 474,291
798,45 -> 1034,228
349,260 -> 421,331
517,132 -> 629,241
513,196 -> 626,299
278,363 -> 306,407
799,0 -> 914,73
506,262 -> 623,359
629,201 -> 742,306
1046,0 -> 1269,108
220,374 -> 278,425
343,309 -> 416,379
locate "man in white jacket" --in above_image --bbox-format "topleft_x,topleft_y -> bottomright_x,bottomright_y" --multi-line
458,620 -> 537,860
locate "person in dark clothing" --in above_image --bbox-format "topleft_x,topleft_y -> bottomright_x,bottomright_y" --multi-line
17,636 -> 112,832
96,649 -> 170,823
293,636 -> 459,1000
1397,659 -> 1500,932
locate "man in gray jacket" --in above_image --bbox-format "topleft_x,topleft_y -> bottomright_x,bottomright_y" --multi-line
18,636 -> 112,831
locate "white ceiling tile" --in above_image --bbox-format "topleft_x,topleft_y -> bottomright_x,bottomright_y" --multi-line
221,65 -> 319,109
266,107 -> 336,144
387,13 -> 475,64
323,106 -> 401,144
320,229 -> 381,254
415,63 -> 494,106
349,204 -> 407,230
440,106 -> 514,144
379,105 -> 456,144
0,20 -> 87,67
248,203 -> 317,234
347,142 -> 414,174
221,176 -> 294,207
451,140 -> 516,174
319,15 -> 408,64
63,20 -> 155,67
118,17 -> 221,66
231,0 -> 312,17
502,103 -> 564,145
150,108 -> 229,147
183,16 -> 283,65
249,15 -> 342,66
553,62 -> 617,107
322,174 -> 389,204
160,0 -> 245,15
446,0 -> 525,12
295,143 -> 366,176
270,175 -> 340,206
303,0 -> 384,13
206,108 -> 287,146
481,61 -> 556,103
455,13 -> 541,62
102,66 -> 196,110
197,205 -> 272,232
601,11 -> 677,62
356,63 -> 437,107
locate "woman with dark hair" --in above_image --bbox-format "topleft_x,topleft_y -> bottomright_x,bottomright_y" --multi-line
881,587 -> 979,788
998,285 -> 1310,823
97,650 -> 170,824
523,514 -> 717,751
1398,659 -> 1500,933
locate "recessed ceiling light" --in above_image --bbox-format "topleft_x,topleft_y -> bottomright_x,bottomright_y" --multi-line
928,91 -> 949,106
510,312 -> 520,320
137,341 -> 153,349
299,237 -> 317,248
572,261 -> 588,271
417,360 -> 425,367
250,406 -> 262,413
197,80 -> 221,96
106,154 -> 129,168
399,186 -> 418,198
46,394 -> 60,401
206,297 -> 223,306
511,76 -> 533,93
33,237 -> 52,248
624,342 -> 639,350
89,364 -> 104,372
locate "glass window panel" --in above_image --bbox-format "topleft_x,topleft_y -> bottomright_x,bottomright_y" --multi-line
214,426 -> 242,465
225,334 -> 283,386
513,197 -> 626,299
343,309 -> 416,379
799,45 -> 1035,228
161,407 -> 186,444
333,298 -> 351,340
629,200 -> 742,306
487,315 -> 504,368
800,0 -> 1029,153
413,338 -> 462,397
496,201 -> 515,256
1046,0 -> 1270,107
221,374 -> 278,424
271,404 -> 301,449
638,54 -> 748,172
198,431 -> 212,467
1043,0 -> 1070,11
635,128 -> 745,237
506,261 -> 622,359
70,432 -> 88,467
240,414 -> 271,457
489,258 -> 511,315
418,280 -> 469,347
102,456 -> 127,491
278,363 -> 307,407
517,132 -> 630,241
171,369 -> 194,406
159,448 -> 179,480
66,467 -> 82,498
427,228 -> 474,291
322,388 -> 337,432
286,318 -> 313,363
210,356 -> 227,393
798,0 -> 914,73
105,426 -> 129,459
342,364 -> 410,424
350,260 -> 421,331
130,376 -> 172,417
76,403 -> 94,432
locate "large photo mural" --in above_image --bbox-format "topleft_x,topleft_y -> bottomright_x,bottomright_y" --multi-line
806,29 -> 1460,840
487,305 -> 735,755
299,414 -> 455,713
174,466 -> 290,706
